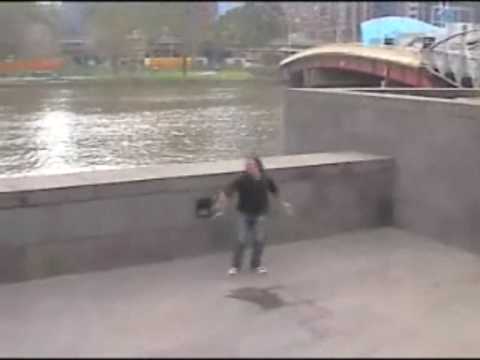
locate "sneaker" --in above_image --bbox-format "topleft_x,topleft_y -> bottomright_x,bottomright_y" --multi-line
255,266 -> 268,274
228,267 -> 239,276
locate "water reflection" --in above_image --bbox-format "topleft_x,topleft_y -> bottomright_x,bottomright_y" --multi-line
0,82 -> 283,176
34,110 -> 75,174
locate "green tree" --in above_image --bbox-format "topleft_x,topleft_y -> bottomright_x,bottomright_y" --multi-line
212,2 -> 287,48
131,3 -> 190,40
130,2 -> 215,57
86,2 -> 208,72
86,3 -> 136,73
0,3 -> 60,59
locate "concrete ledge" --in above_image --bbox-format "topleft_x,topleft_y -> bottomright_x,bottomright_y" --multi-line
0,152 -> 389,208
0,152 -> 393,283
290,87 -> 480,108
284,88 -> 480,254
327,88 -> 480,99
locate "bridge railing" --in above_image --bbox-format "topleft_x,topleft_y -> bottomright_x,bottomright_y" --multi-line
421,29 -> 480,88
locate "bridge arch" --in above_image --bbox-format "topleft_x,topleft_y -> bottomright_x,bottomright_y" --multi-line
279,43 -> 457,88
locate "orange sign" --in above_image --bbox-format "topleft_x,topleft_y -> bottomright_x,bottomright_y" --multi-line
0,58 -> 65,74
144,57 -> 192,71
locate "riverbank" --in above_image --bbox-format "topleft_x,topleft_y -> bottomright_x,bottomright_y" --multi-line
1,69 -> 253,81
65,69 -> 257,81
0,69 -> 282,87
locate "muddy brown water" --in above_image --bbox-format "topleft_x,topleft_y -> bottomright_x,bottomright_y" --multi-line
0,81 -> 283,177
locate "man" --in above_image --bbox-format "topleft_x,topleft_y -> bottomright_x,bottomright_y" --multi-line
216,156 -> 292,276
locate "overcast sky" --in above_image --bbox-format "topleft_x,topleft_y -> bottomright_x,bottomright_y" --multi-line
217,2 -> 244,16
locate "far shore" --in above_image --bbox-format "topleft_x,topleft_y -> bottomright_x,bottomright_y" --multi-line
0,69 -> 283,86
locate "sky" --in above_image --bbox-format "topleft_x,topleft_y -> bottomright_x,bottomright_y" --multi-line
217,2 -> 244,16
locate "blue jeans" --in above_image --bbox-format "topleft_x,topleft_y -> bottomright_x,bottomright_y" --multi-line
232,213 -> 266,269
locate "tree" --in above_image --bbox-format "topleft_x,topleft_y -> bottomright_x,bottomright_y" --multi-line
212,2 -> 287,48
0,3 -> 61,59
86,4 -> 131,73
86,3 -> 205,72
116,3 -> 214,58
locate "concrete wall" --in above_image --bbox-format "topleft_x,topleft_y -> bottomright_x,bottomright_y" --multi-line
0,152 -> 393,284
342,88 -> 480,99
284,88 -> 480,252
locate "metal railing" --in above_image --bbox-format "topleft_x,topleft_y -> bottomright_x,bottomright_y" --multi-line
421,29 -> 480,88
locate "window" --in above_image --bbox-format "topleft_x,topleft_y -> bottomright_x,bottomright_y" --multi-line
431,5 -> 474,25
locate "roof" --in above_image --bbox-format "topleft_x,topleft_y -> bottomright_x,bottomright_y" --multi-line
361,16 -> 441,46
150,34 -> 183,45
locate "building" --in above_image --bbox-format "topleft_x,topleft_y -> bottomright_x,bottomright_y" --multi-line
426,2 -> 475,26
370,2 -> 480,25
335,2 -> 480,42
280,2 -> 337,44
249,2 -> 480,46
371,1 -> 401,18
334,2 -> 373,42
280,2 -> 374,44
147,34 -> 184,58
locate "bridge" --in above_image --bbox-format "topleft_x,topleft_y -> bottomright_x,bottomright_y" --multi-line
279,30 -> 480,88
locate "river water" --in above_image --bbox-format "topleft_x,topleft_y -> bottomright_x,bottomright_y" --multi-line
0,81 -> 284,177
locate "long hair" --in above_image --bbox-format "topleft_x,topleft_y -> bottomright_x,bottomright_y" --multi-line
248,154 -> 266,178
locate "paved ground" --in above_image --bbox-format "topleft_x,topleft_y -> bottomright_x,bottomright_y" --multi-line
2,227 -> 480,357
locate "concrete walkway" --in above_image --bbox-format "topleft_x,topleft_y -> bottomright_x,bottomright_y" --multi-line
2,227 -> 480,357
